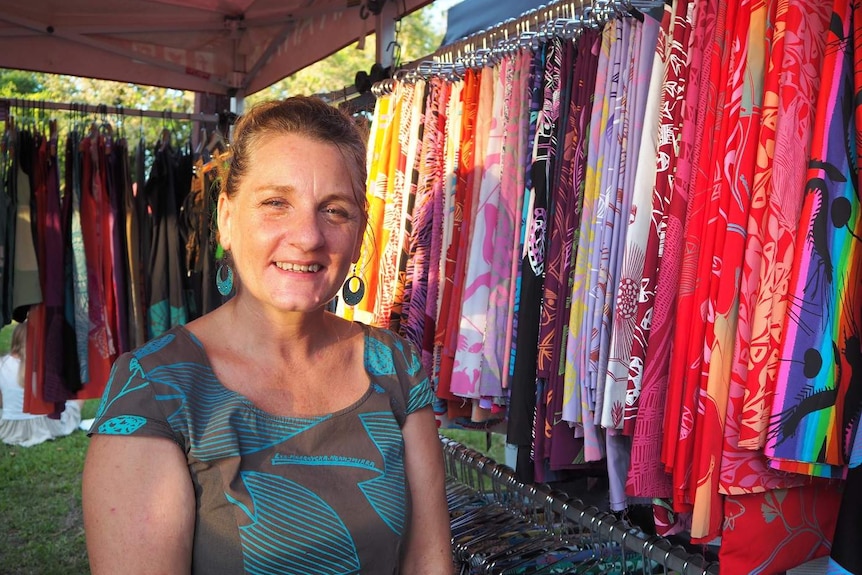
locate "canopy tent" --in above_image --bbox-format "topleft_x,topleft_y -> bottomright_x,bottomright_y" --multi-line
0,0 -> 434,97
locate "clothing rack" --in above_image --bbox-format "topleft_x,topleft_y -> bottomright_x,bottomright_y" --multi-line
0,97 -> 220,124
374,0 -> 663,94
441,438 -> 719,575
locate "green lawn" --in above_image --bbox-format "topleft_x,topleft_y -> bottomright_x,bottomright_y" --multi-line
0,321 -> 13,354
0,400 -> 99,575
438,428 -> 508,464
0,322 -> 95,574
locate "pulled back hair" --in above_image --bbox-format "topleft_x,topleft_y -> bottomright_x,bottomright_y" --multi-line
221,96 -> 369,221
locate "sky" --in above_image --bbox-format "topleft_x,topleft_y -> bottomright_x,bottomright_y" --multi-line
426,0 -> 464,33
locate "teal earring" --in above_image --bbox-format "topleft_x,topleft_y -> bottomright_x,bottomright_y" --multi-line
216,262 -> 234,296
341,266 -> 365,306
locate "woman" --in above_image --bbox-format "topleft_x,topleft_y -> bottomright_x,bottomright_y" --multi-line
0,321 -> 83,447
82,97 -> 453,574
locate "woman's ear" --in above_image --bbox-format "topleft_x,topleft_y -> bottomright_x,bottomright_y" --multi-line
217,193 -> 233,252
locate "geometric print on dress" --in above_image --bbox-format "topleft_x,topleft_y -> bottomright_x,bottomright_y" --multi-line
407,375 -> 433,414
147,362 -> 330,461
228,471 -> 361,575
358,412 -> 407,535
95,333 -> 179,433
365,333 -> 399,377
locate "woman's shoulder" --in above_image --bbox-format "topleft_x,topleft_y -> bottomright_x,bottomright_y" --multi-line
124,326 -> 204,369
362,323 -> 415,353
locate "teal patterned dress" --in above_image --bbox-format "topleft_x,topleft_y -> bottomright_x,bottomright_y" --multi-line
90,323 -> 434,575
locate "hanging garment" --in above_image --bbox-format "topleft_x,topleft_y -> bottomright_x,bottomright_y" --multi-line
528,36 -> 565,483
66,129 -> 90,386
663,0 -> 734,516
736,0 -> 832,455
401,79 -> 448,381
540,35 -> 585,475
719,0 -> 831,496
765,0 -> 860,476
0,129 -> 12,326
626,0 -> 702,501
145,142 -> 190,338
123,140 -> 148,349
437,69 -> 481,413
452,64 -> 506,399
78,133 -> 118,397
612,0 -> 689,436
829,428 -> 862,574
506,47 -> 545,480
552,28 -> 603,468
687,0 -> 766,541
497,49 -> 532,393
22,132 -> 56,416
12,130 -> 42,320
39,129 -> 81,403
106,137 -> 131,355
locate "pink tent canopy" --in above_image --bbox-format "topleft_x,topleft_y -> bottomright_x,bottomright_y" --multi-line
0,0 -> 431,96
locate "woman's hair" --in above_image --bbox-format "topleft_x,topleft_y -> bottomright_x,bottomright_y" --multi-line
9,321 -> 26,358
220,96 -> 369,220
10,321 -> 26,389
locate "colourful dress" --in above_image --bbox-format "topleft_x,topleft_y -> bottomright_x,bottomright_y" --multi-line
89,323 -> 434,575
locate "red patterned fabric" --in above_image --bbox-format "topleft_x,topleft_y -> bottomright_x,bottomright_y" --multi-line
720,484 -> 841,574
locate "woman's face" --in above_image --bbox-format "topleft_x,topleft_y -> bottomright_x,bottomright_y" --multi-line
218,133 -> 364,314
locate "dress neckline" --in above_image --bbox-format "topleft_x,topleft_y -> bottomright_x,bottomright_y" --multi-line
171,323 -> 375,421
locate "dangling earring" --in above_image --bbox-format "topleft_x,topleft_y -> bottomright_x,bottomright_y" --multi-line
216,262 -> 234,296
341,265 -> 365,306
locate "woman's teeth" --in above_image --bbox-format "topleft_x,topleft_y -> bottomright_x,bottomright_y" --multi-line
275,262 -> 321,272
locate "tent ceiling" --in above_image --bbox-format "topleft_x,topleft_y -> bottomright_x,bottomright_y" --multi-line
0,0 -> 431,96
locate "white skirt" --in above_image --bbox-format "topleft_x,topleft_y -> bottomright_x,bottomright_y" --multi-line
0,401 -> 82,447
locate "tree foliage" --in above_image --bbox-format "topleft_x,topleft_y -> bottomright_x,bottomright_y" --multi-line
248,3 -> 445,103
1,2 -> 446,132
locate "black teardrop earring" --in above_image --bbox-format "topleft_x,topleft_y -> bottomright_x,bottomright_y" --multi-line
341,265 -> 365,306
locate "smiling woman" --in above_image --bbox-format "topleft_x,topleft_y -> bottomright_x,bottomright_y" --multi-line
82,96 -> 453,575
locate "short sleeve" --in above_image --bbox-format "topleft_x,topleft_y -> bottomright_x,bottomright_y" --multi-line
365,325 -> 434,425
89,352 -> 182,448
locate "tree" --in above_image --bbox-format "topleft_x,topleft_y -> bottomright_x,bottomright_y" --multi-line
1,69 -> 195,145
248,2 -> 446,104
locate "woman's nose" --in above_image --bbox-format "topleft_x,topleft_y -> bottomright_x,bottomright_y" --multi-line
291,208 -> 326,250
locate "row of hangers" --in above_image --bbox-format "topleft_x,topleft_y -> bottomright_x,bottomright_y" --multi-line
1,99 -> 228,158
370,0 -> 664,96
441,439 -> 718,575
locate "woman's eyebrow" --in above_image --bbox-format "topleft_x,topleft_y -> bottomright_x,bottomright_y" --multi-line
252,184 -> 296,195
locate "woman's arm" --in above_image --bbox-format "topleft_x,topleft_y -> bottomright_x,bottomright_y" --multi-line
83,434 -> 195,575
400,406 -> 454,574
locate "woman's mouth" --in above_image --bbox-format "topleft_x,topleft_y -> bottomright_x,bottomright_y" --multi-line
274,262 -> 322,273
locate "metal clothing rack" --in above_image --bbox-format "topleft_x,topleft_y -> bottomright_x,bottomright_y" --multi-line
441,438 -> 719,575
0,97 -> 220,124
385,0 -> 664,88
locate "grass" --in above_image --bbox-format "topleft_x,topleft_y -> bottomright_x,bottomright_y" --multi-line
0,322 -> 97,574
438,428 -> 508,464
0,401 -> 98,575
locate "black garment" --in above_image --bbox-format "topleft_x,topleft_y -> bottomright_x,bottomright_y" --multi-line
506,47 -> 546,485
830,465 -> 861,573
145,142 -> 191,338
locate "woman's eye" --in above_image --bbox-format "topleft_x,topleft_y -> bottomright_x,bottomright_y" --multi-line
263,198 -> 288,208
323,206 -> 351,219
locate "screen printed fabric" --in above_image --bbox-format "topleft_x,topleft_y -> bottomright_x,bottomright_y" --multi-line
89,323 -> 435,575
